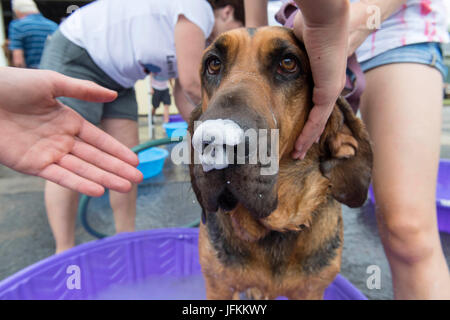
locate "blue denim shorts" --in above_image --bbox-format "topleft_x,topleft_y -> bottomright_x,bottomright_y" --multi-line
359,42 -> 448,79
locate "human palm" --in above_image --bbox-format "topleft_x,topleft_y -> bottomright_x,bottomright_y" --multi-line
0,68 -> 143,196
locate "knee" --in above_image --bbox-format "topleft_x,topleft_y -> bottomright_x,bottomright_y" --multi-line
376,201 -> 438,265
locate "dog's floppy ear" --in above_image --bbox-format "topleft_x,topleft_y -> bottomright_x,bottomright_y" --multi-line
318,97 -> 373,208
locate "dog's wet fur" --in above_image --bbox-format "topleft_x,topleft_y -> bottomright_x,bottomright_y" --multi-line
188,27 -> 373,300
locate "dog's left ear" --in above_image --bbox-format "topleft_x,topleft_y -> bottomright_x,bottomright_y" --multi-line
318,97 -> 373,208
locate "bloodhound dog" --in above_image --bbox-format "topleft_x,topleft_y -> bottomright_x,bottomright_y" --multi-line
188,27 -> 373,300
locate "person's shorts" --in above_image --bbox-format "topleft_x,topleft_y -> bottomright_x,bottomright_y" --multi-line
39,29 -> 138,125
151,88 -> 171,109
359,42 -> 448,79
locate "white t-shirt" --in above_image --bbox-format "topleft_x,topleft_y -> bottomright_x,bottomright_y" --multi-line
60,0 -> 214,88
352,0 -> 449,62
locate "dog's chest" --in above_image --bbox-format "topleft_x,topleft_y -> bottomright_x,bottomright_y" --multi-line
204,207 -> 343,278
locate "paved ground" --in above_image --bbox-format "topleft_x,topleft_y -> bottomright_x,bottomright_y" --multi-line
0,108 -> 449,300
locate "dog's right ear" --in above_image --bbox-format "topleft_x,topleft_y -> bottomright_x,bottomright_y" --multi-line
318,97 -> 373,208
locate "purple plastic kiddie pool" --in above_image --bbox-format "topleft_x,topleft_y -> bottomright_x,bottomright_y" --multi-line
369,159 -> 450,234
169,114 -> 184,123
0,228 -> 366,300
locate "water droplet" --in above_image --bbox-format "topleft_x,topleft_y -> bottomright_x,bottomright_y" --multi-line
226,181 -> 231,184
258,194 -> 263,198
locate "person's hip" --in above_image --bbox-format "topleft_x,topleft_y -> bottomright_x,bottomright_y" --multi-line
359,42 -> 448,79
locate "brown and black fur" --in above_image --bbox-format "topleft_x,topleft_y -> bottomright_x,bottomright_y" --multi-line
188,27 -> 373,300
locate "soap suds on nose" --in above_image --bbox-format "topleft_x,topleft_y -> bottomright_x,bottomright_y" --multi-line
192,119 -> 244,172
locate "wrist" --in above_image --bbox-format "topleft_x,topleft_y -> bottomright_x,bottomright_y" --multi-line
298,0 -> 350,28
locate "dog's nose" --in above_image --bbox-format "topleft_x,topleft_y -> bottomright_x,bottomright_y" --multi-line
192,119 -> 244,172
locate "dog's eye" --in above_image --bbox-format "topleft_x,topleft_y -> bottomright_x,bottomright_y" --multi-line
206,57 -> 222,75
278,57 -> 298,74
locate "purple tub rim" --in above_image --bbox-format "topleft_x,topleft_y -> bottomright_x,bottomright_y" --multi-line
0,228 -> 367,300
0,229 -> 195,298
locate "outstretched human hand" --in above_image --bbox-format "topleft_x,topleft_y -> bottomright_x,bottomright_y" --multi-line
0,67 -> 143,196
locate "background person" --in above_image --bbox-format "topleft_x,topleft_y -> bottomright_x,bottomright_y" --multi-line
2,40 -> 12,66
150,74 -> 173,124
347,0 -> 450,299
39,0 -> 244,253
8,0 -> 57,68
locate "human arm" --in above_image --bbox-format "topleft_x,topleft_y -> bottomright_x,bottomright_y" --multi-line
174,15 -> 204,107
12,49 -> 26,68
173,78 -> 196,122
0,67 -> 143,197
348,0 -> 407,56
291,0 -> 350,159
8,22 -> 26,68
244,0 -> 269,27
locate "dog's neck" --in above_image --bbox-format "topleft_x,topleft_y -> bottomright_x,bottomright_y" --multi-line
225,147 -> 330,242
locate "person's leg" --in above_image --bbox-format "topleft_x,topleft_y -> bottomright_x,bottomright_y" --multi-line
100,118 -> 139,233
359,62 -> 450,299
45,182 -> 79,253
163,104 -> 170,123
151,89 -> 161,124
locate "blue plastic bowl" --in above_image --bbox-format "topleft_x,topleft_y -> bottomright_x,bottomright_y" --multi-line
136,147 -> 169,180
163,121 -> 188,138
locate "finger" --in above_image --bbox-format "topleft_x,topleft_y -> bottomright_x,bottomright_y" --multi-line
77,120 -> 141,167
292,106 -> 329,159
58,154 -> 133,193
71,139 -> 143,184
292,125 -> 322,160
50,71 -> 118,103
39,164 -> 105,197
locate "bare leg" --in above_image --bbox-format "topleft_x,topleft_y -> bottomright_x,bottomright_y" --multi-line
45,181 -> 79,253
101,118 -> 139,233
204,274 -> 234,300
360,63 -> 450,299
163,104 -> 170,123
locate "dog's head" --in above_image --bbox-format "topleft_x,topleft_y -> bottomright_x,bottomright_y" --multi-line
189,27 -> 372,227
